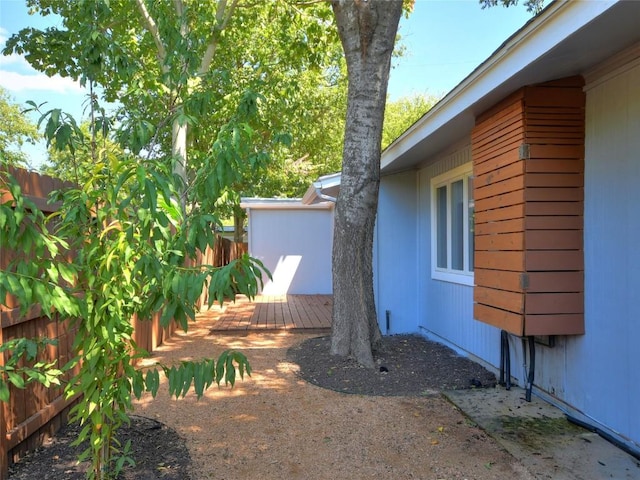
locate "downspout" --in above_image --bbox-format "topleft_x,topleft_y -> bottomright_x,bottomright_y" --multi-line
314,184 -> 336,203
245,207 -> 252,256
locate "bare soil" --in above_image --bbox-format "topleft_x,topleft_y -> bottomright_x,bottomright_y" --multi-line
9,322 -> 534,480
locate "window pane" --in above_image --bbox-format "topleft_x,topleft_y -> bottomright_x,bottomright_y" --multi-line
468,176 -> 475,272
451,180 -> 464,270
436,186 -> 448,268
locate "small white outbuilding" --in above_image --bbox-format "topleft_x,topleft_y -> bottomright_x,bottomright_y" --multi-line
241,173 -> 340,295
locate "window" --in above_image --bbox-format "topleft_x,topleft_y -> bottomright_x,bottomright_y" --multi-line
431,164 -> 474,285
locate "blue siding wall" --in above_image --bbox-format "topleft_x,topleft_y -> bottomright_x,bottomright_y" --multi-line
416,145 -> 502,367
560,62 -> 640,446
376,171 -> 418,334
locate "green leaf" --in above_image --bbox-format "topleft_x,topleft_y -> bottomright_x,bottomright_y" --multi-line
55,123 -> 72,151
0,382 -> 9,403
132,371 -> 144,399
25,339 -> 38,360
225,355 -> 236,386
58,263 -> 76,284
215,352 -> 226,385
160,303 -> 177,327
7,372 -> 25,389
193,361 -> 205,398
180,362 -> 194,398
19,277 -> 33,305
145,369 -> 160,398
170,273 -> 181,295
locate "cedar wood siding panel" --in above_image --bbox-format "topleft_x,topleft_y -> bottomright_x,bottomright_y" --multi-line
473,92 -> 526,335
472,76 -> 585,336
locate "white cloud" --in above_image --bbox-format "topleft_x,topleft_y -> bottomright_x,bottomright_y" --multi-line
0,25 -> 84,96
0,52 -> 33,68
0,69 -> 84,94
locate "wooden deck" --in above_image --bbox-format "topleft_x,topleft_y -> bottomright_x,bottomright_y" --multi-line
199,294 -> 333,333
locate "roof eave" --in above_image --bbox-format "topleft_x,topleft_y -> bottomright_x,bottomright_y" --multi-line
381,0 -> 621,174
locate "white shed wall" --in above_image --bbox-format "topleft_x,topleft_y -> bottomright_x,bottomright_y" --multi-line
246,207 -> 334,295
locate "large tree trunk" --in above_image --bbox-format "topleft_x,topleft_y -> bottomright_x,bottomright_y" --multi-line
330,0 -> 403,368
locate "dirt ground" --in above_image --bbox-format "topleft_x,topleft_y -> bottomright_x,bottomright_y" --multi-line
9,320 -> 536,480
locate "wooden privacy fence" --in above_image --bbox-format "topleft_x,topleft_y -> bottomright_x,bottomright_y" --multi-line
188,235 -> 248,309
0,167 -> 81,477
0,167 -> 246,477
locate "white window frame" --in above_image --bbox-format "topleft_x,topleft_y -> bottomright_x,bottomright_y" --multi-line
430,163 -> 474,286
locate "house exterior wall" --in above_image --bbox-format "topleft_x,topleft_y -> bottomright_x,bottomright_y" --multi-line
413,144 -> 501,366
565,59 -> 640,447
387,62 -> 640,448
503,60 -> 640,450
503,61 -> 640,450
417,66 -> 640,448
246,207 -> 334,295
375,171 -> 418,334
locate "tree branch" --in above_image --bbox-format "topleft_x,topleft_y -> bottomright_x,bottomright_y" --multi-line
291,0 -> 329,6
199,0 -> 240,75
134,0 -> 169,74
173,0 -> 187,36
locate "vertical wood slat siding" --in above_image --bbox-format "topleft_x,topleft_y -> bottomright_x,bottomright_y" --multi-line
472,76 -> 585,336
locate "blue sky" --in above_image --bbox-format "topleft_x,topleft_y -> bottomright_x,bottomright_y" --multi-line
0,0 -> 539,168
388,1 -> 539,99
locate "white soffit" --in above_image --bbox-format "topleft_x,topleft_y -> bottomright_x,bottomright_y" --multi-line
381,0 -> 639,174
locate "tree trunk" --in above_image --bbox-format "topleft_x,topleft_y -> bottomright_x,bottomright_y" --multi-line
233,206 -> 246,244
330,0 -> 403,368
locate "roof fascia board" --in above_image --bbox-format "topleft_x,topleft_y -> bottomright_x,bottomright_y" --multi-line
240,200 -> 333,211
381,0 -> 617,171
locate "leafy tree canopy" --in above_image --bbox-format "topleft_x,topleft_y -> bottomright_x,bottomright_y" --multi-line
0,87 -> 41,167
4,0 -> 347,205
1,73 -> 264,480
382,93 -> 440,149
